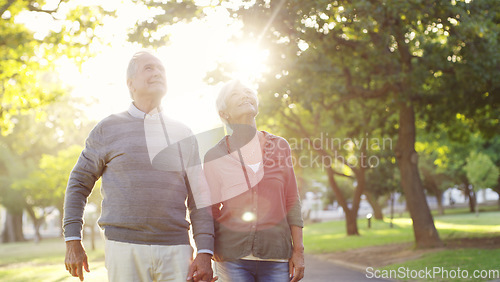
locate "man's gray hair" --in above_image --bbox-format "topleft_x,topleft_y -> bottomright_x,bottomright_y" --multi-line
216,79 -> 259,125
126,50 -> 155,99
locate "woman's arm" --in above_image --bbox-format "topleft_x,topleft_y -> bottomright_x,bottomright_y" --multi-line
289,225 -> 305,282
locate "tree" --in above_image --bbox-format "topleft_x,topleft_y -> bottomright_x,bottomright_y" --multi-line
0,97 -> 94,242
0,144 -> 33,242
419,125 -> 500,213
12,145 -> 83,242
364,150 -> 400,220
0,0 -> 110,134
419,154 -> 451,215
256,88 -> 396,235
480,135 -> 500,208
464,151 -> 499,200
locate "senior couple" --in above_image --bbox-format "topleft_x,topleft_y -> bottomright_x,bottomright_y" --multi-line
63,51 -> 305,282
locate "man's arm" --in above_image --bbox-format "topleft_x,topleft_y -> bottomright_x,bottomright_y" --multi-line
184,134 -> 215,282
63,124 -> 105,280
186,185 -> 216,282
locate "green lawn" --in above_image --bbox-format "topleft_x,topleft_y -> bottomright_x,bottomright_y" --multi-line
304,210 -> 500,254
379,249 -> 500,281
304,210 -> 500,281
0,237 -> 107,282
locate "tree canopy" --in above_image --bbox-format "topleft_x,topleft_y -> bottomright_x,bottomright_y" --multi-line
0,0 -> 111,134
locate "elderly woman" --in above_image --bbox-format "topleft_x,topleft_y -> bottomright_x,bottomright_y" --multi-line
203,80 -> 305,282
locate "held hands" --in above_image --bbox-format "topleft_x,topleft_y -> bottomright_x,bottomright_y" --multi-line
186,253 -> 218,282
289,247 -> 305,282
65,240 -> 90,281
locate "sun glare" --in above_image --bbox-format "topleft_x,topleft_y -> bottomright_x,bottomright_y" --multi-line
21,1 -> 270,135
224,42 -> 270,82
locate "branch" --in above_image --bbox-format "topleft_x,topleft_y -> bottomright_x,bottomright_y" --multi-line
333,170 -> 355,179
323,81 -> 393,110
28,0 -> 64,14
344,66 -> 394,98
326,166 -> 350,212
0,0 -> 15,17
277,107 -> 303,136
282,101 -> 359,172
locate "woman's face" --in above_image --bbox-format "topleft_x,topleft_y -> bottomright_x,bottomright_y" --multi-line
223,83 -> 259,123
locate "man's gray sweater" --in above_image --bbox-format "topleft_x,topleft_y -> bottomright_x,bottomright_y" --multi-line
63,105 -> 214,251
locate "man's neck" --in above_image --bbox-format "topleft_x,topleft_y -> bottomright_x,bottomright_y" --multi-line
133,99 -> 161,114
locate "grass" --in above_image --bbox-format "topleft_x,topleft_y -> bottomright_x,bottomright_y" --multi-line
304,211 -> 500,253
304,210 -> 500,254
0,236 -> 107,282
304,210 -> 500,281
379,249 -> 500,281
304,218 -> 414,253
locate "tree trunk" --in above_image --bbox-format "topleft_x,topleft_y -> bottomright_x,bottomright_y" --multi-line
26,205 -> 44,243
345,209 -> 359,235
1,211 -> 25,243
57,207 -> 64,237
326,166 -> 360,235
395,102 -> 442,248
464,184 -> 476,213
494,178 -> 500,209
365,190 -> 383,220
89,225 -> 96,251
421,169 -> 444,215
435,191 -> 444,216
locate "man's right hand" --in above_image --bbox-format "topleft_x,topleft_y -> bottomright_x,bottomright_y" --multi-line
65,240 -> 90,281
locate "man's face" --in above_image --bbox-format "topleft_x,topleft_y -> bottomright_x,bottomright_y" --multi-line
128,54 -> 167,100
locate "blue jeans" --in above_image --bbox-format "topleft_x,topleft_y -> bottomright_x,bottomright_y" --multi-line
216,259 -> 290,282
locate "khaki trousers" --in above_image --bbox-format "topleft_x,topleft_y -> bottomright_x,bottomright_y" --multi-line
105,239 -> 193,282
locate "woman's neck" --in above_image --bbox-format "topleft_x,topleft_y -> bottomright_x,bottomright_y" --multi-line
228,121 -> 259,151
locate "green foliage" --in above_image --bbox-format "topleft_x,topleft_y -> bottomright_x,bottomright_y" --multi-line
0,145 -> 34,213
0,0 -> 112,134
464,151 -> 499,190
365,150 -> 401,197
0,96 -> 95,227
128,0 -> 200,46
12,145 -> 83,212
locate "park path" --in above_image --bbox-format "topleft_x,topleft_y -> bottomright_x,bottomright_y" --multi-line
75,253 -> 392,281
302,254 -> 390,282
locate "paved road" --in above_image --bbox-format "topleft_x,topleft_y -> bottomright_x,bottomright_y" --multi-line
302,254 -> 390,282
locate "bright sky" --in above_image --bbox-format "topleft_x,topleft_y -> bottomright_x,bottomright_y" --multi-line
18,0 -> 270,134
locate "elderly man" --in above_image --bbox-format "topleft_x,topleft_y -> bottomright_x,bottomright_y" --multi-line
63,51 -> 214,282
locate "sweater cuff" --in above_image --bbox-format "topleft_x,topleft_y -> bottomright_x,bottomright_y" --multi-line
194,234 -> 214,253
63,222 -> 83,239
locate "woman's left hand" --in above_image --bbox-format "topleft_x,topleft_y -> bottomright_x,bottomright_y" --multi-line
289,248 -> 305,282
